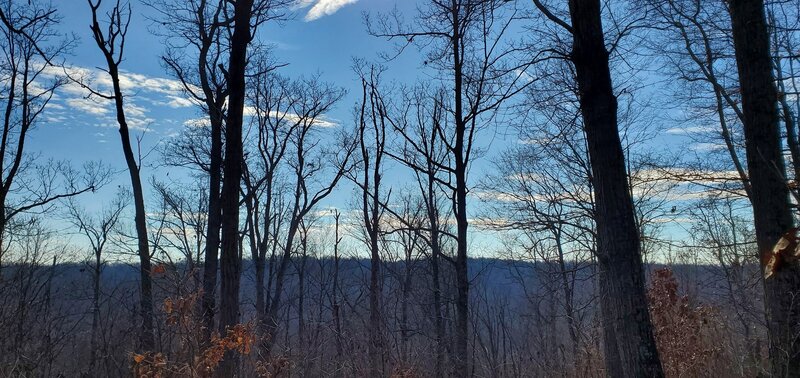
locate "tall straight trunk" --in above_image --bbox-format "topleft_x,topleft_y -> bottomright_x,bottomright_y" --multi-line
194,0 -> 225,341
217,0 -> 253,375
202,107 -> 222,339
401,242 -> 413,364
426,169 -> 446,377
332,212 -> 344,377
108,63 -> 155,352
297,233 -> 308,352
450,1 -> 469,374
90,252 -> 101,374
368,229 -> 382,377
728,1 -> 800,375
359,74 -> 387,377
555,229 -> 579,362
262,217 -> 301,356
566,0 -> 663,376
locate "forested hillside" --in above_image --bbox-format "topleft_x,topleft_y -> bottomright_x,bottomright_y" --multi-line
0,0 -> 798,376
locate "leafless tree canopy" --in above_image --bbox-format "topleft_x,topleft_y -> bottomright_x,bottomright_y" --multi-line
1,0 -> 799,377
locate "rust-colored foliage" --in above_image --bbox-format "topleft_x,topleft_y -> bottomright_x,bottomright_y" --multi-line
130,291 -> 256,377
763,228 -> 800,279
647,268 -> 721,377
151,264 -> 168,275
163,292 -> 201,326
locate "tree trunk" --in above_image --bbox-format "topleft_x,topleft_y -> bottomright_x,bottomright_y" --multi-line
217,0 -> 254,375
728,1 -> 800,375
332,211 -> 344,377
450,0 -> 469,373
401,242 -> 413,365
90,251 -> 101,375
567,0 -> 663,376
555,228 -> 579,364
105,61 -> 155,352
297,231 -> 308,369
426,172 -> 446,377
202,106 -> 222,340
261,217 -> 301,356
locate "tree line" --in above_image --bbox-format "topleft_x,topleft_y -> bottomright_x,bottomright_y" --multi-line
0,0 -> 798,376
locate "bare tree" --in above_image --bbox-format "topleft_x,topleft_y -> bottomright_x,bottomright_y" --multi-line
242,67 -> 295,347
151,180 -> 208,284
86,0 -> 157,351
216,3 -> 255,372
259,76 -> 353,357
330,210 -> 344,377
0,218 -> 72,376
0,1 -> 100,268
686,195 -> 763,374
353,66 -> 390,377
383,84 -> 453,375
147,0 -> 229,338
728,0 -> 800,375
769,3 -> 800,184
368,1 -> 531,373
65,190 -> 127,375
529,0 -> 664,375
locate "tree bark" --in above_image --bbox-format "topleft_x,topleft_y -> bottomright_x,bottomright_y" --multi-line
202,104 -> 222,340
88,0 -> 155,352
110,63 -> 155,353
728,1 -> 800,376
360,76 -> 386,378
450,1 -> 469,374
217,0 -> 254,375
566,0 -> 663,376
332,211 -> 344,378
90,250 -> 101,375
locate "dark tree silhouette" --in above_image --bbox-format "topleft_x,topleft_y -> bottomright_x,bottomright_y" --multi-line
728,0 -> 800,375
87,0 -> 156,352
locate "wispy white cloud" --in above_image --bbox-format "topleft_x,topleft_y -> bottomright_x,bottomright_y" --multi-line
66,98 -> 110,116
665,125 -> 716,135
165,95 -> 196,108
183,117 -> 210,128
37,63 -> 195,132
302,0 -> 358,21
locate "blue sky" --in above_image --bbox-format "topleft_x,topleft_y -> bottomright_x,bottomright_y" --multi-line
37,0 -> 426,210
42,0 -> 417,163
22,0 -> 715,258
32,0 -> 508,254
